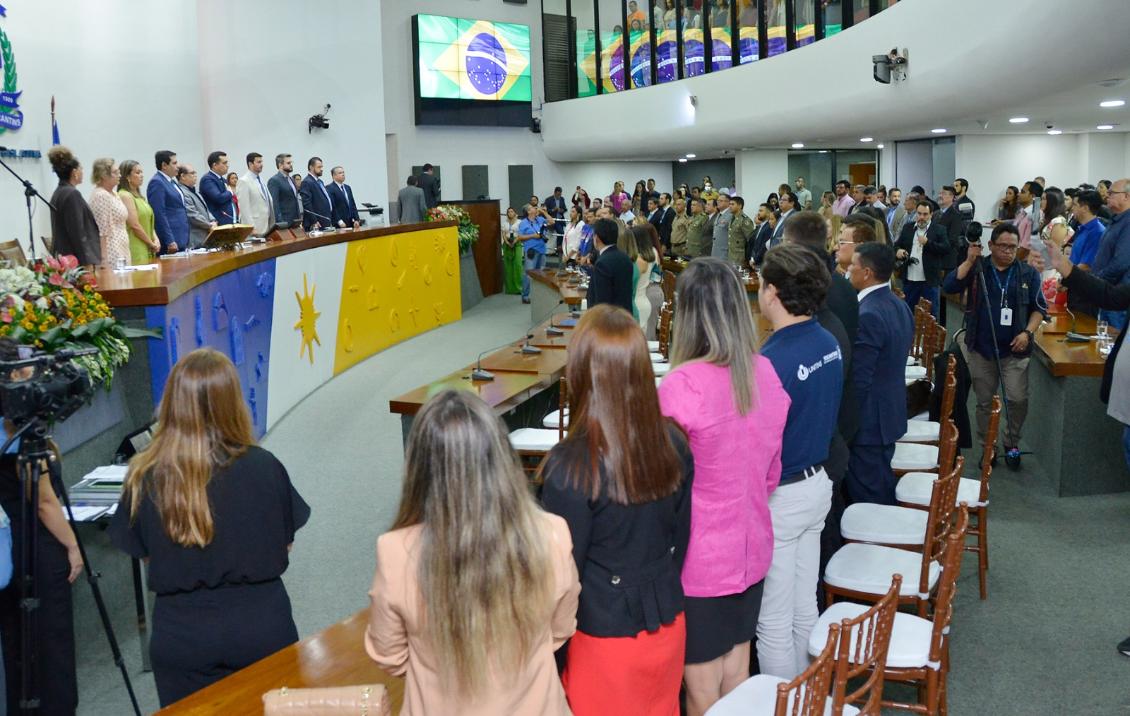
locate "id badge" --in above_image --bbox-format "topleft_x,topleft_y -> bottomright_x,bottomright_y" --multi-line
1000,307 -> 1013,326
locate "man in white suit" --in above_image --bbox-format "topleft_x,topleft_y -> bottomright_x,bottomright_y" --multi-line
236,151 -> 275,237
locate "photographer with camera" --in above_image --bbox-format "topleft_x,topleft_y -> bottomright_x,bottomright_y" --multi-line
0,337 -> 82,716
943,223 -> 1048,470
895,200 -> 950,318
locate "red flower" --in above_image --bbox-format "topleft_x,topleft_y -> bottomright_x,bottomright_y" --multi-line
60,255 -> 79,271
0,310 -> 11,324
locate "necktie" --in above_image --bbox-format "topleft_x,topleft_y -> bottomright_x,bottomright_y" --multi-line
257,175 -> 268,201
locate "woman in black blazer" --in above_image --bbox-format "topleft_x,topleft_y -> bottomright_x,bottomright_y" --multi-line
46,146 -> 101,266
540,304 -> 693,716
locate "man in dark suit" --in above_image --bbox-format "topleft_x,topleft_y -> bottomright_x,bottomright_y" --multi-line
767,191 -> 798,251
648,192 -> 674,249
845,243 -> 914,504
417,163 -> 439,209
397,175 -> 428,224
328,166 -> 360,229
200,151 -> 236,225
933,185 -> 963,272
587,218 -> 634,313
299,156 -> 334,231
748,202 -> 774,266
895,200 -> 951,317
268,153 -> 302,226
545,186 -> 567,251
146,150 -> 189,253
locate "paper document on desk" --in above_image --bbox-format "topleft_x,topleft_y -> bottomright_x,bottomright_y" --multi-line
66,504 -> 109,522
82,464 -> 128,485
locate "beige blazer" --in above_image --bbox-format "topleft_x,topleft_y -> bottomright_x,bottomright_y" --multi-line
365,512 -> 579,716
236,171 -> 275,236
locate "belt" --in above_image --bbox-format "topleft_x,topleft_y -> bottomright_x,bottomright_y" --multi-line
779,464 -> 825,486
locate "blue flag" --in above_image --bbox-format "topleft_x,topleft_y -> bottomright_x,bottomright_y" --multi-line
50,96 -> 59,145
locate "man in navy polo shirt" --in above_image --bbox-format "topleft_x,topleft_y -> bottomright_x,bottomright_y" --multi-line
756,244 -> 843,679
517,204 -> 548,304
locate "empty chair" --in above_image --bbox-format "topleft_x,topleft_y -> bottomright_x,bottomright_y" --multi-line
0,239 -> 28,267
509,377 -> 567,479
899,356 -> 957,444
898,395 -> 1001,600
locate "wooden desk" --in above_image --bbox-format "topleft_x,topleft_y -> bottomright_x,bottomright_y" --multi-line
1032,331 -> 1108,378
479,342 -> 567,376
527,269 -> 586,307
529,318 -> 577,349
1040,312 -> 1096,336
96,222 -> 454,307
157,610 -> 404,715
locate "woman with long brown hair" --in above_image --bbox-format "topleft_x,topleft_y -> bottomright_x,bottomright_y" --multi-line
541,305 -> 693,716
109,349 -> 310,706
366,390 -> 579,715
657,257 -> 790,716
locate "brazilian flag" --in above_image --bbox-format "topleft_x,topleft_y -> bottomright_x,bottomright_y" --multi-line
417,14 -> 531,102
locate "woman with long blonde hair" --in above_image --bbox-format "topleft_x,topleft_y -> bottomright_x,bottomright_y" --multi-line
109,348 -> 310,706
365,390 -> 579,715
657,257 -> 791,716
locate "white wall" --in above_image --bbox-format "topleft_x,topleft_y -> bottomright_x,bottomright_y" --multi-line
954,133 -> 1130,221
735,150 -> 788,199
196,1 -> 388,215
0,1 -> 201,250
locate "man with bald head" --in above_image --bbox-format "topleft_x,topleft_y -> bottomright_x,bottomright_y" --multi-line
1091,178 -> 1130,329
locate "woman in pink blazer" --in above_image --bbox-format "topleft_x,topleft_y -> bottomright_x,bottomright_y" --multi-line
657,257 -> 790,716
365,390 -> 580,716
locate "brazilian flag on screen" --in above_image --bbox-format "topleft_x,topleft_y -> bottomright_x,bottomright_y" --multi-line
417,14 -> 532,102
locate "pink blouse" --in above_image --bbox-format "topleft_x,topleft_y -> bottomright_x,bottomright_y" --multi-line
658,357 -> 790,598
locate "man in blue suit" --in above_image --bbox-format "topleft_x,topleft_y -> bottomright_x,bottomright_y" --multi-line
200,151 -> 237,225
299,156 -> 334,231
146,150 -> 189,253
328,165 -> 360,229
845,242 -> 914,504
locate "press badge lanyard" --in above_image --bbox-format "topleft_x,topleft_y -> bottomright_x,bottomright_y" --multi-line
992,263 -> 1015,327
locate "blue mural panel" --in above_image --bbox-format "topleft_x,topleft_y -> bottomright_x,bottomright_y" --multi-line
145,260 -> 277,437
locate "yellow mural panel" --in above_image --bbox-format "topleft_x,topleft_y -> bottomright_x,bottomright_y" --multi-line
333,227 -> 462,375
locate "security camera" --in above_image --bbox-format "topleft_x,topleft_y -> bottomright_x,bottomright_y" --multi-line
873,48 -> 908,84
308,104 -> 331,133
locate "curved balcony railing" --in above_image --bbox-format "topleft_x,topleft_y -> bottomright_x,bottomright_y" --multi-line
541,0 -> 899,101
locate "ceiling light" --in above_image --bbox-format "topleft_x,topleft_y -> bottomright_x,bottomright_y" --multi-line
859,137 -> 873,143
818,150 -> 829,154
1047,129 -> 1063,135
877,144 -> 885,149
685,153 -> 696,158
677,158 -> 687,163
791,143 -> 804,149
1098,124 -> 1115,130
931,128 -> 947,134
1100,99 -> 1125,108
1009,117 -> 1029,124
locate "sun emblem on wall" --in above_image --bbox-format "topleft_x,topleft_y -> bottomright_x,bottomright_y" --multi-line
294,273 -> 321,364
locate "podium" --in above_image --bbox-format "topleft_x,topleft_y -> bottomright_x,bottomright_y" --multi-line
203,223 -> 256,249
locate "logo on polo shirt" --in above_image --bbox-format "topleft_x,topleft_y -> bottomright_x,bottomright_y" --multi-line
797,364 -> 810,381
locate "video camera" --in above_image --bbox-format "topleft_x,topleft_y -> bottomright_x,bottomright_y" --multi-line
0,347 -> 96,427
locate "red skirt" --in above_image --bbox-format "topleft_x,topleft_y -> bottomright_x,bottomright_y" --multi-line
562,613 -> 686,716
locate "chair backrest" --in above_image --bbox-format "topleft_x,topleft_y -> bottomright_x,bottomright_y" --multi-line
924,323 -> 946,383
936,419 -> 959,478
921,455 -> 965,596
927,506 -> 970,666
777,623 -> 841,716
830,574 -> 902,715
0,239 -> 26,267
662,269 -> 677,305
976,396 -> 1002,503
938,355 -> 957,425
916,297 -> 933,315
658,305 -> 673,358
557,376 -> 568,441
912,306 -> 929,360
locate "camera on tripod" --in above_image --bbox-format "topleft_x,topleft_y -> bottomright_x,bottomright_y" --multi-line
964,220 -> 984,246
0,347 -> 96,428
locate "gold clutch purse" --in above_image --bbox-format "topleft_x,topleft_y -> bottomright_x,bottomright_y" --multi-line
262,684 -> 390,716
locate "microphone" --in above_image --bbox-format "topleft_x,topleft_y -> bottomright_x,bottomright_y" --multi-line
1064,306 -> 1090,342
467,299 -> 564,379
305,209 -> 335,230
519,299 -> 567,354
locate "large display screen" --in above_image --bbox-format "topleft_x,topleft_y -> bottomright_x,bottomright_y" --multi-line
415,14 -> 532,102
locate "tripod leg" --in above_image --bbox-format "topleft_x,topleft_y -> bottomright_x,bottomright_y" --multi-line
17,455 -> 40,713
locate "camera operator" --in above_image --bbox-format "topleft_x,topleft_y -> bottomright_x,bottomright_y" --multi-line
943,223 -> 1048,470
895,200 -> 950,318
0,338 -> 81,715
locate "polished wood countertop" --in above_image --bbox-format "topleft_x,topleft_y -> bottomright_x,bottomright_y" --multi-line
97,221 -> 455,307
527,269 -> 586,306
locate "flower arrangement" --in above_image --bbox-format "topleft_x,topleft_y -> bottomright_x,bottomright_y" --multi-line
0,256 -> 156,389
426,204 -> 480,254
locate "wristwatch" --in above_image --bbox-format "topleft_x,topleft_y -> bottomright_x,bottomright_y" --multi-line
1023,329 -> 1035,340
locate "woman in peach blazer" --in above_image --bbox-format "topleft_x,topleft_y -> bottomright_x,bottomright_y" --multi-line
365,390 -> 580,716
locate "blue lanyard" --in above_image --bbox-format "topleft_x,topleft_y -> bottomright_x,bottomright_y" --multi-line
991,264 -> 1015,309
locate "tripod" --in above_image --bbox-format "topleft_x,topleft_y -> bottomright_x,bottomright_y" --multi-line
9,419 -> 141,715
0,153 -> 52,261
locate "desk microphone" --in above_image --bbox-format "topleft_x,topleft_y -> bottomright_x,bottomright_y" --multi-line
304,209 -> 335,230
1064,306 -> 1091,342
520,300 -> 567,354
469,336 -> 522,381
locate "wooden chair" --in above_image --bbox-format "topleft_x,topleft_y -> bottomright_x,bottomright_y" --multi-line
893,363 -> 955,475
906,319 -> 942,384
840,422 -> 959,550
705,625 -> 846,716
510,377 -> 567,482
897,396 -> 1001,600
824,456 -> 964,617
661,269 -> 677,306
908,303 -> 932,366
826,575 -> 902,716
0,239 -> 27,267
899,356 -> 957,445
652,305 -> 674,382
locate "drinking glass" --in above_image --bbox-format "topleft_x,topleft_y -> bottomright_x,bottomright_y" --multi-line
1097,320 -> 1110,339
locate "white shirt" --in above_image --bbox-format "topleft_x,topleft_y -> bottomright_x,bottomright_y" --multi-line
908,222 -> 928,282
856,282 -> 891,303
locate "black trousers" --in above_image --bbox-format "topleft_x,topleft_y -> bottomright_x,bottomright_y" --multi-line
844,443 -> 897,506
0,523 -> 77,716
151,579 -> 298,707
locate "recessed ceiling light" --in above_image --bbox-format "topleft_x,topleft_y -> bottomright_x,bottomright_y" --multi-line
685,153 -> 696,158
877,144 -> 885,149
931,128 -> 947,134
1100,99 -> 1125,108
1009,117 -> 1029,124
791,143 -> 804,149
860,137 -> 873,143
818,150 -> 829,154
1098,124 -> 1115,130
1047,129 -> 1063,135
677,158 -> 688,163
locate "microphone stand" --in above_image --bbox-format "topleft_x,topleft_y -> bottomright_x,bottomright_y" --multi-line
0,153 -> 54,261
